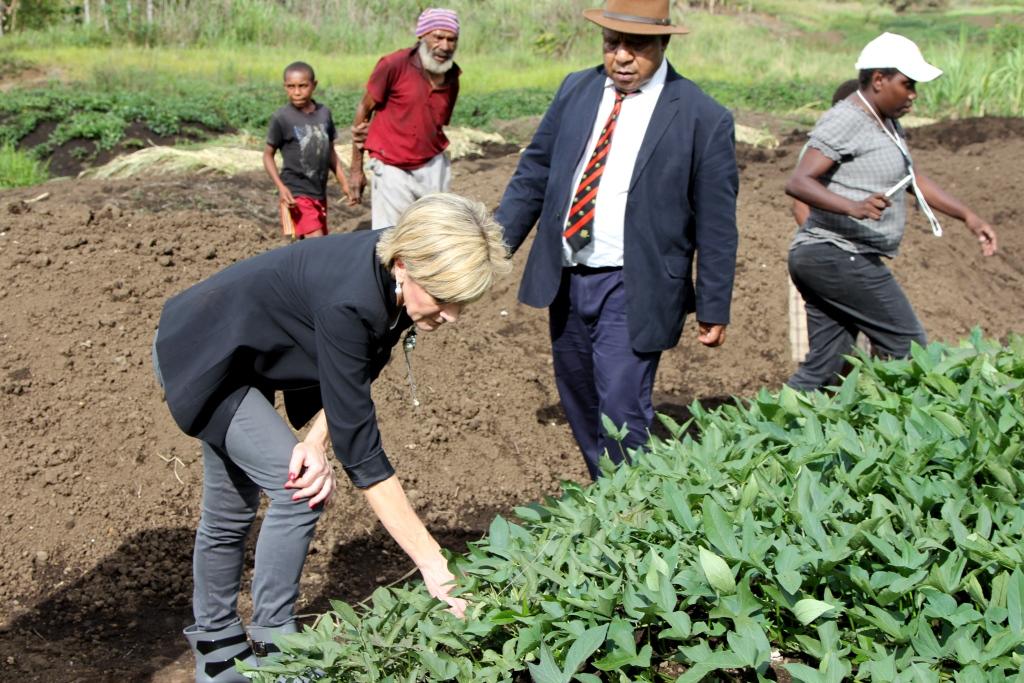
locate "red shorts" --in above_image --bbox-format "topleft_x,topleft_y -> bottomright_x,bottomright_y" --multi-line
289,196 -> 328,237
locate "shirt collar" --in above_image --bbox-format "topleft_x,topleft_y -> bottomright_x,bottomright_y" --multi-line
602,58 -> 668,97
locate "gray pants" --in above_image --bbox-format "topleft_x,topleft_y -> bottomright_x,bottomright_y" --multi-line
787,242 -> 926,392
369,152 -> 451,230
153,338 -> 321,630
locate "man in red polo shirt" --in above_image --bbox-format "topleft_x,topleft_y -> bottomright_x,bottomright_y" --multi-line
350,8 -> 461,229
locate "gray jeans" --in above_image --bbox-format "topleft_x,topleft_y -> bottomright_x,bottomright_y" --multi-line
787,242 -> 926,391
369,152 -> 451,230
152,336 -> 321,630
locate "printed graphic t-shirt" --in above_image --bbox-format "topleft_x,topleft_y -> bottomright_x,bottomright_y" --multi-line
267,102 -> 337,200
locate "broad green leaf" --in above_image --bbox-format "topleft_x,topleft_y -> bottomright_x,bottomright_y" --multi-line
778,570 -> 803,595
931,409 -> 966,437
562,624 -> 608,676
645,548 -> 669,591
527,645 -> 567,683
418,649 -> 459,680
729,620 -> 772,669
739,474 -> 760,509
658,611 -> 692,641
779,383 -> 804,416
981,627 -> 1023,660
910,615 -> 945,661
330,600 -> 361,628
785,662 -> 828,683
675,651 -> 746,683
488,515 -> 511,554
792,598 -> 839,625
701,497 -> 741,559
601,414 -> 629,442
1007,568 -> 1024,635
662,481 -> 697,531
862,604 -> 910,642
699,546 -> 736,594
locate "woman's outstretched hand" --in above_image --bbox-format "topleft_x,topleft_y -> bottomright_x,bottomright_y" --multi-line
285,441 -> 336,508
418,555 -> 467,618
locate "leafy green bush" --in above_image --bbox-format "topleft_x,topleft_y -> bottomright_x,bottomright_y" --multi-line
247,332 -> 1024,682
0,144 -> 49,189
0,82 -> 554,158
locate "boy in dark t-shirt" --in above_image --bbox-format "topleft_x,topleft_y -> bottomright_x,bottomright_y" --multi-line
263,61 -> 353,239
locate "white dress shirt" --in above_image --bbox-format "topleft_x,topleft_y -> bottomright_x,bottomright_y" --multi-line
562,58 -> 668,267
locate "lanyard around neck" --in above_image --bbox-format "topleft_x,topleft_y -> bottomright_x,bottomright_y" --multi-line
855,90 -> 942,237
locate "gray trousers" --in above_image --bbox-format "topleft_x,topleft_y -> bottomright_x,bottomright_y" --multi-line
787,242 -> 926,392
369,152 -> 451,230
153,338 -> 321,631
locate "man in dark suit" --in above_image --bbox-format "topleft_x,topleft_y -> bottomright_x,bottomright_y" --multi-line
495,0 -> 739,479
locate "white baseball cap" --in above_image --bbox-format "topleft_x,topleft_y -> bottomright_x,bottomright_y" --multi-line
855,32 -> 942,83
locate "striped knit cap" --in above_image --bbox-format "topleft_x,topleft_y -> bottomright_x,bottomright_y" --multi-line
415,8 -> 459,37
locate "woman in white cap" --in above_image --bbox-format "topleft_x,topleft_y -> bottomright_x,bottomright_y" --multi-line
784,32 -> 998,392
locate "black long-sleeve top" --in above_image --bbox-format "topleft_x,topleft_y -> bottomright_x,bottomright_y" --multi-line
155,230 -> 411,488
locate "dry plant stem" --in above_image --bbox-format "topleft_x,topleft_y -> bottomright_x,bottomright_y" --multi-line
155,451 -> 185,484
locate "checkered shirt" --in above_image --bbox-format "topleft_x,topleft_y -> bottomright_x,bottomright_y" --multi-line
791,99 -> 912,257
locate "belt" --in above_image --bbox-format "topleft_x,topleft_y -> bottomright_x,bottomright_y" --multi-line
566,264 -> 622,275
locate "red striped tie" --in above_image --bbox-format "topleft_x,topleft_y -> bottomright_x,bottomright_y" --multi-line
564,90 -> 627,252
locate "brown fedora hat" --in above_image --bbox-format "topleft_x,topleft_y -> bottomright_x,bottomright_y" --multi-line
583,0 -> 688,36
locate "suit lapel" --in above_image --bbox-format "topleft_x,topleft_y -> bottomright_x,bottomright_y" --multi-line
564,68 -> 607,172
629,64 -> 681,190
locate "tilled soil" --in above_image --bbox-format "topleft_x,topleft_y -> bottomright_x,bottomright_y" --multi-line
0,117 -> 1022,681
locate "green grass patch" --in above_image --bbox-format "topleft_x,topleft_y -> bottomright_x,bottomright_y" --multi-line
0,81 -> 553,161
0,144 -> 49,189
2,2 -> 1022,161
245,332 -> 1024,681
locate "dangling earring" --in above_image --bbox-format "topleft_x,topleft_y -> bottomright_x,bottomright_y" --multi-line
394,280 -> 402,298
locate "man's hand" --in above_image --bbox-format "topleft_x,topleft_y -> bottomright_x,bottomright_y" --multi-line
697,322 -> 727,348
418,556 -> 467,618
284,441 -> 336,508
349,169 -> 367,205
846,193 -> 890,221
966,214 -> 998,256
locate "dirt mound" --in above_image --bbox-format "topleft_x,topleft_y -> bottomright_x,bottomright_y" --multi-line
17,121 -> 228,178
905,115 -> 1024,151
1,117 -> 1022,681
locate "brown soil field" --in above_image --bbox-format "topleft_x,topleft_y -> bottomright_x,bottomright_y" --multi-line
1,117 -> 1022,681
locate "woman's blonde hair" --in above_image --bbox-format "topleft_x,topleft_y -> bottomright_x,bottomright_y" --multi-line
376,193 -> 511,303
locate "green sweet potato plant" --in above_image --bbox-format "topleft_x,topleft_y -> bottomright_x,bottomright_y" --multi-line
248,332 -> 1024,682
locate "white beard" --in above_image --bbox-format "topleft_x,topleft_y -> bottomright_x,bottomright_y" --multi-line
418,41 -> 454,75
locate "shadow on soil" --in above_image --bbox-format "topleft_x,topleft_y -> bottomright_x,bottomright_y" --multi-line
0,514 -> 497,682
652,394 -> 736,440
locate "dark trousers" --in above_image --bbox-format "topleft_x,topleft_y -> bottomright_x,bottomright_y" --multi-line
787,242 -> 926,392
549,268 -> 660,480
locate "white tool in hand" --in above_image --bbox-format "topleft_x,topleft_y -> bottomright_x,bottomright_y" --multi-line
884,173 -> 913,198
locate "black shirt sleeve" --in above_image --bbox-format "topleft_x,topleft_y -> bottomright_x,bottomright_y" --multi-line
326,109 -> 337,142
313,302 -> 395,489
266,112 -> 284,149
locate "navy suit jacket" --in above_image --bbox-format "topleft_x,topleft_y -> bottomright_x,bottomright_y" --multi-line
495,62 -> 739,354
